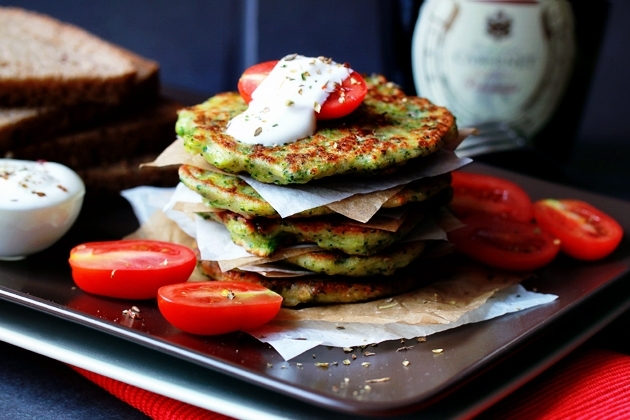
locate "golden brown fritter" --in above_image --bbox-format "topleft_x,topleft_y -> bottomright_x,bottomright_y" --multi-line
176,75 -> 457,185
284,241 -> 427,277
179,164 -> 452,219
202,209 -> 426,257
198,259 -> 431,307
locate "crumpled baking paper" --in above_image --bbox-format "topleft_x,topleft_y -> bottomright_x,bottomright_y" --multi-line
143,137 -> 472,222
121,186 -> 558,361
247,283 -> 556,360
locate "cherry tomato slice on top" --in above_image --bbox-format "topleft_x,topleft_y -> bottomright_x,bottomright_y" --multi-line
237,61 -> 273,103
69,240 -> 197,300
447,214 -> 561,271
450,171 -> 534,223
533,199 -> 623,261
157,281 -> 283,335
237,60 -> 368,120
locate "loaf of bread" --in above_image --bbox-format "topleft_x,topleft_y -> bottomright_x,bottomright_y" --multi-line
0,7 -> 144,107
0,52 -> 160,152
0,7 -> 180,193
5,98 -> 181,168
0,104 -> 112,151
77,154 -> 180,193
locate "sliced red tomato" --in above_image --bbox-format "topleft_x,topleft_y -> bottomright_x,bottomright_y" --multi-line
69,240 -> 196,300
157,281 -> 283,335
237,61 -> 273,103
533,199 -> 623,261
450,171 -> 534,223
447,214 -> 561,271
236,60 -> 368,120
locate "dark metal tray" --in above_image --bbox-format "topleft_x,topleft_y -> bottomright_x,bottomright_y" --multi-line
1,162 -> 629,417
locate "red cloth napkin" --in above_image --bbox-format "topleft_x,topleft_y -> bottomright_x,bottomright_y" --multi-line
70,365 -> 233,420
71,347 -> 630,420
479,347 -> 630,419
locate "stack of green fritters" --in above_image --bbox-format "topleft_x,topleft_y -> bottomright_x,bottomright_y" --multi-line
175,75 -> 459,306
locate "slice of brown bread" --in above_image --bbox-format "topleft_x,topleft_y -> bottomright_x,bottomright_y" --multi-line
4,97 -> 182,169
0,50 -> 160,151
118,47 -> 161,105
0,104 -> 113,151
0,7 -> 139,107
76,153 -> 179,193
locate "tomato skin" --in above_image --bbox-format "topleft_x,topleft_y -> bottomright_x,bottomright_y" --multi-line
237,61 -> 274,103
447,214 -> 561,271
450,171 -> 534,223
533,199 -> 623,261
69,240 -> 197,300
236,60 -> 368,120
316,70 -> 368,120
157,281 -> 283,335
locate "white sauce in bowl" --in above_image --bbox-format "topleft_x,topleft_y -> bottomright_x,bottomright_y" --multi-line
225,54 -> 352,146
0,159 -> 85,259
1,159 -> 84,209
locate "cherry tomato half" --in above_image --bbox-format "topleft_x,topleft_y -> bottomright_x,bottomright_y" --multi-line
447,214 -> 561,271
533,199 -> 623,261
450,171 -> 534,223
69,240 -> 196,300
157,281 -> 283,335
236,60 -> 368,120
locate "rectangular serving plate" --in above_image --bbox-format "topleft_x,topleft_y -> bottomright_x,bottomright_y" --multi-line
1,162 -> 629,417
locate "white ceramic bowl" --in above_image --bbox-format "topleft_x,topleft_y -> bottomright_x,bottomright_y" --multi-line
0,159 -> 85,260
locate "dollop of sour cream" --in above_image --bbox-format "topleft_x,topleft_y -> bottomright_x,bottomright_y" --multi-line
0,159 -> 84,210
225,54 -> 352,146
